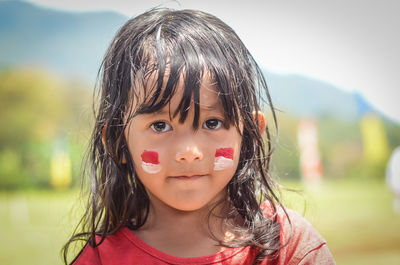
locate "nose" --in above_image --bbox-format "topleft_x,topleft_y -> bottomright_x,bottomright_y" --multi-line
174,134 -> 203,163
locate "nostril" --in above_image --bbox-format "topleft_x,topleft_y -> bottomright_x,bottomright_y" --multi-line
175,147 -> 203,162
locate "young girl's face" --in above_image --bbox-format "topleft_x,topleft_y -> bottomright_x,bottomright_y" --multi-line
124,73 -> 242,212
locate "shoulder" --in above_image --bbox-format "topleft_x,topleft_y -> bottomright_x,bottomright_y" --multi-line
73,242 -> 101,265
260,202 -> 336,265
73,228 -> 131,265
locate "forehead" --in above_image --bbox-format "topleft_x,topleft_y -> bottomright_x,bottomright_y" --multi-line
130,69 -> 223,118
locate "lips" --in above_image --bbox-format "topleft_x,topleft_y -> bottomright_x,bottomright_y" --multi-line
169,174 -> 206,180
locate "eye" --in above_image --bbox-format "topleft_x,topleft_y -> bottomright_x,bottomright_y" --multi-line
150,121 -> 172,133
203,119 -> 223,130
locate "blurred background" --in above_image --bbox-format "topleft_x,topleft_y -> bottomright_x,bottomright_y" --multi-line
1,0 -> 399,264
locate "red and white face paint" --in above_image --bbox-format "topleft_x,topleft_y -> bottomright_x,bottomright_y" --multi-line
141,151 -> 162,174
214,148 -> 234,171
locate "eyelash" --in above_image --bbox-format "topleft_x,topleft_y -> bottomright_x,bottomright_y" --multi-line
149,118 -> 223,133
202,118 -> 223,130
150,121 -> 172,133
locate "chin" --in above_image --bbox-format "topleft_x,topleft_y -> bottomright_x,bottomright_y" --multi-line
167,199 -> 212,212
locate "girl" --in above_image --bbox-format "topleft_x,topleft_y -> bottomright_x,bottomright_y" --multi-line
63,8 -> 335,265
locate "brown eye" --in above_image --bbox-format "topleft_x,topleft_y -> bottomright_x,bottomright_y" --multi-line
150,121 -> 172,133
203,119 -> 222,130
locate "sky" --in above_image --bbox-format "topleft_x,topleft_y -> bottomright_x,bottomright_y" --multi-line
24,0 -> 400,123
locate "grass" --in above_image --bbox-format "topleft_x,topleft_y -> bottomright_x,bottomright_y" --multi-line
281,179 -> 400,265
0,190 -> 80,265
0,180 -> 399,264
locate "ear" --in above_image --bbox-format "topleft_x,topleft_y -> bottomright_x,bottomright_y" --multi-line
252,111 -> 266,135
121,151 -> 127,164
102,122 -> 127,164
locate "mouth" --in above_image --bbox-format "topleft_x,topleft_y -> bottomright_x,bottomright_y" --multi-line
170,174 -> 206,180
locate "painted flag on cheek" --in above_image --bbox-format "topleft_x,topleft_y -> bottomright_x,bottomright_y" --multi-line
214,148 -> 234,171
141,151 -> 162,174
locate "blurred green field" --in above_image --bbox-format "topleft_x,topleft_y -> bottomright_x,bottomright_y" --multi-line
281,180 -> 400,264
0,180 -> 399,265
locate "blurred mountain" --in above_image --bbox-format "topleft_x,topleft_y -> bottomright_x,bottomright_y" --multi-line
0,0 -> 376,121
265,73 -> 364,120
0,0 -> 127,80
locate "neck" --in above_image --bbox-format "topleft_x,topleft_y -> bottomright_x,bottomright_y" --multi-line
143,193 -> 228,238
132,193 -> 235,257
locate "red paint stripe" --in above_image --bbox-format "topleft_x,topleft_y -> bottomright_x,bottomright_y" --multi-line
141,151 -> 159,164
215,148 -> 234,159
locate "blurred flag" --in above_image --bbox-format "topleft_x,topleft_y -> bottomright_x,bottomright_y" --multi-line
386,146 -> 400,214
298,118 -> 323,182
360,114 -> 389,164
355,92 -> 390,164
50,141 -> 71,189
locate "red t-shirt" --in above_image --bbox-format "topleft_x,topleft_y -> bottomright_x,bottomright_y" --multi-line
74,207 -> 335,265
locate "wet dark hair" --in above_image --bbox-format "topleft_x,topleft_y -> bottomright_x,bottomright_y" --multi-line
63,8 -> 289,265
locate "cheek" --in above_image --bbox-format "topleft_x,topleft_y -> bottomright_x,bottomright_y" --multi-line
214,147 -> 235,171
140,150 -> 162,174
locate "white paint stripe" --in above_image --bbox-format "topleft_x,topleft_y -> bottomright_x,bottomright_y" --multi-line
214,156 -> 234,171
142,162 -> 162,174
